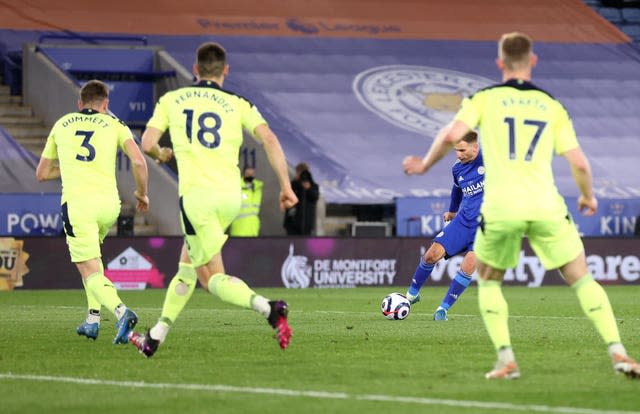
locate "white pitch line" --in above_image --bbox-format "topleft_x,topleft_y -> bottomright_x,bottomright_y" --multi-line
0,373 -> 637,414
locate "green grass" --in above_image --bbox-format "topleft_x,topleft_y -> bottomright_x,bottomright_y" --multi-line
1,286 -> 639,413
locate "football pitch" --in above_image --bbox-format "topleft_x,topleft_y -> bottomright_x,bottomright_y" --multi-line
1,286 -> 639,413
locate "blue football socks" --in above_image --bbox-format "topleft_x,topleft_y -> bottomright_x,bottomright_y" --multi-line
440,270 -> 472,310
407,258 -> 435,297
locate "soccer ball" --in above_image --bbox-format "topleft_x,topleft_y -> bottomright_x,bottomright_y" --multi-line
381,292 -> 411,320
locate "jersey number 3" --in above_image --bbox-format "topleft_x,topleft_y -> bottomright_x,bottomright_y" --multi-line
75,130 -> 96,162
504,117 -> 547,161
183,109 -> 222,148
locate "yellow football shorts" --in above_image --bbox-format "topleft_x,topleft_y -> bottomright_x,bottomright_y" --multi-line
61,196 -> 120,263
474,213 -> 584,270
179,188 -> 241,267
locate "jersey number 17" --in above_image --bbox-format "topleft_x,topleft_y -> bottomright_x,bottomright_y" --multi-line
504,117 -> 547,161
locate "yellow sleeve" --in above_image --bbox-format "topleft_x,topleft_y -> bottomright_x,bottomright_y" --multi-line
454,94 -> 482,130
41,128 -> 58,159
241,99 -> 267,136
553,106 -> 579,154
454,94 -> 481,129
146,95 -> 170,132
117,120 -> 134,149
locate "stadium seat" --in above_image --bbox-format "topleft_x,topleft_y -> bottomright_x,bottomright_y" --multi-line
621,23 -> 640,39
598,7 -> 624,23
622,7 -> 640,23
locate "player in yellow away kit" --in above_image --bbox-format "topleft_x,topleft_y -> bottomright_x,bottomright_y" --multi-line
36,80 -> 149,344
402,32 -> 639,379
128,42 -> 298,357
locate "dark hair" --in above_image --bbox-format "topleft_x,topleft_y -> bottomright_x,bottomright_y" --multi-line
461,130 -> 478,144
299,170 -> 313,183
80,80 -> 109,105
295,162 -> 309,175
196,42 -> 226,78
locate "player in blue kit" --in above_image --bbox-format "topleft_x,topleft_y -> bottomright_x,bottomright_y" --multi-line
402,131 -> 483,321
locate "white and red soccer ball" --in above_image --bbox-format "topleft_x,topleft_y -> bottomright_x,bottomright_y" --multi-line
381,292 -> 411,320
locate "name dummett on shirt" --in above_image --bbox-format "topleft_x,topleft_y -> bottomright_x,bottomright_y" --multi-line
174,90 -> 233,113
62,115 -> 109,128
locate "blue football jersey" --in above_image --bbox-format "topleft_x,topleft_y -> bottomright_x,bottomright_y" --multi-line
450,151 -> 484,227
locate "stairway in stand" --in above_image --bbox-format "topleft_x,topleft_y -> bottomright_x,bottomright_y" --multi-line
0,83 -> 48,157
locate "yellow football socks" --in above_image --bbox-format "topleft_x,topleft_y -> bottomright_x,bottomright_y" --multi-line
478,279 -> 512,350
159,262 -> 197,325
208,273 -> 256,309
84,272 -> 123,316
572,274 -> 621,344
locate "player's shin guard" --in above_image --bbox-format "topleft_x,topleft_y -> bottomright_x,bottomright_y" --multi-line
572,274 -> 621,345
159,262 -> 197,325
208,273 -> 257,309
84,272 -> 124,316
478,279 -> 511,350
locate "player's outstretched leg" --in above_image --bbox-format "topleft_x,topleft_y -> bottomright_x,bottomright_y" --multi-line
79,276 -> 102,339
571,274 -> 640,379
84,272 -> 137,344
433,270 -> 473,321
478,279 -> 518,379
267,300 -> 292,350
208,273 -> 293,350
406,258 -> 435,305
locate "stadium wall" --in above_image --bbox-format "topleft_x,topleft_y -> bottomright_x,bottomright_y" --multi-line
2,236 -> 638,290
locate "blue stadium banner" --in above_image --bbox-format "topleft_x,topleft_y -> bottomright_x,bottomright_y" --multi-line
396,196 -> 640,237
395,196 -> 451,237
0,193 -> 63,236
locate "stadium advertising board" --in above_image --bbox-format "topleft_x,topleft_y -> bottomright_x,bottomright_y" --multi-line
396,196 -> 640,237
8,237 -> 640,289
0,193 -> 62,236
0,237 -> 30,291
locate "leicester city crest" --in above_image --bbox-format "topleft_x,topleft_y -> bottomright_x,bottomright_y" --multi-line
353,65 -> 493,136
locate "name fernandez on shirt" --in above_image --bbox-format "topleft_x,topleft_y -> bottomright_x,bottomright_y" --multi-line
173,89 -> 234,114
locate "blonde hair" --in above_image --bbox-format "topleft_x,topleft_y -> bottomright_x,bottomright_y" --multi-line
498,32 -> 533,71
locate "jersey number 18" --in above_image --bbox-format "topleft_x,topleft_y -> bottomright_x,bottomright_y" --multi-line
183,109 -> 222,149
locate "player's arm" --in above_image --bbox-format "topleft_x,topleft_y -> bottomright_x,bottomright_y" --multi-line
403,120 -> 471,175
445,184 -> 462,221
141,127 -> 173,163
35,157 -> 60,181
122,138 -> 150,212
562,146 -> 597,216
253,123 -> 298,211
